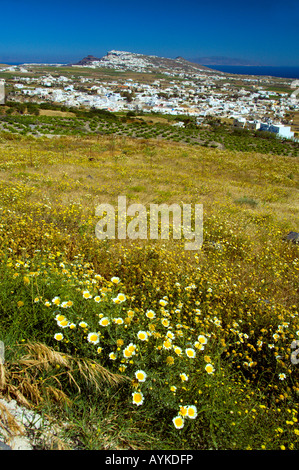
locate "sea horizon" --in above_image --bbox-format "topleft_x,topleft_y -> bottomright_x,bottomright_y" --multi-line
205,65 -> 299,79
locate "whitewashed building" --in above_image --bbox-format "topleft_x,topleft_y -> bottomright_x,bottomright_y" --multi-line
233,117 -> 246,128
268,124 -> 294,139
0,79 -> 5,104
247,120 -> 261,130
234,118 -> 294,139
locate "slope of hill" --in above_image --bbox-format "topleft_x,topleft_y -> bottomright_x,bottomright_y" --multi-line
71,50 -> 215,75
0,132 -> 298,450
73,55 -> 102,66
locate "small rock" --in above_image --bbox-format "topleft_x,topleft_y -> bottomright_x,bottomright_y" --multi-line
0,440 -> 12,450
8,436 -> 33,451
0,398 -> 47,450
282,231 -> 299,243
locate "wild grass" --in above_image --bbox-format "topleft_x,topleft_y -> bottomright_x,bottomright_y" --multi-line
0,132 -> 298,450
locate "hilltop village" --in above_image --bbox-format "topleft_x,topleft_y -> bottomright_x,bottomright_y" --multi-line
0,50 -> 298,138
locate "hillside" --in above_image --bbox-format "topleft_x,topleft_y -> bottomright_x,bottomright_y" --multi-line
0,129 -> 298,450
73,55 -> 102,66
71,50 -> 214,74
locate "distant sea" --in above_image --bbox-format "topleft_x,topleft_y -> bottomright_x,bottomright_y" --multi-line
205,65 -> 299,79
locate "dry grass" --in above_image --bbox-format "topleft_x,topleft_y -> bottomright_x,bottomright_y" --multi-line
0,342 -> 130,410
0,133 -> 297,227
135,115 -> 170,125
38,109 -> 76,118
290,111 -> 299,135
0,401 -> 24,437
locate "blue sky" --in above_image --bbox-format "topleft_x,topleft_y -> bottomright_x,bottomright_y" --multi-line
0,0 -> 298,65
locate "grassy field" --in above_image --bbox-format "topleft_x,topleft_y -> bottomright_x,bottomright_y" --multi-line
17,65 -> 174,86
290,111 -> 299,136
0,129 -> 298,450
38,109 -> 77,118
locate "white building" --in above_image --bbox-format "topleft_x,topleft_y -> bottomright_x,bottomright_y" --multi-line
247,120 -> 261,130
0,79 -> 5,104
268,124 -> 294,139
233,117 -> 246,128
234,118 -> 294,139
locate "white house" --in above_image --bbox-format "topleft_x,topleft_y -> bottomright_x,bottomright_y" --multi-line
233,118 -> 294,139
247,120 -> 261,130
0,79 -> 5,104
259,122 -> 294,138
269,124 -> 294,139
233,117 -> 246,128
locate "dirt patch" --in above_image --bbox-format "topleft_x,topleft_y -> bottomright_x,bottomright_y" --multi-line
290,111 -> 299,135
39,109 -> 76,118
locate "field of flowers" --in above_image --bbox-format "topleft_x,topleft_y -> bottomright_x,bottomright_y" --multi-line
0,130 -> 298,450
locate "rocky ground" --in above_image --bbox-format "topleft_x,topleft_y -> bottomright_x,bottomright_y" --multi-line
0,397 -> 69,450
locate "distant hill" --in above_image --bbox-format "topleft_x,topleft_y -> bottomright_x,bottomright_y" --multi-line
70,50 -> 215,75
72,55 -> 102,66
188,56 -> 262,66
